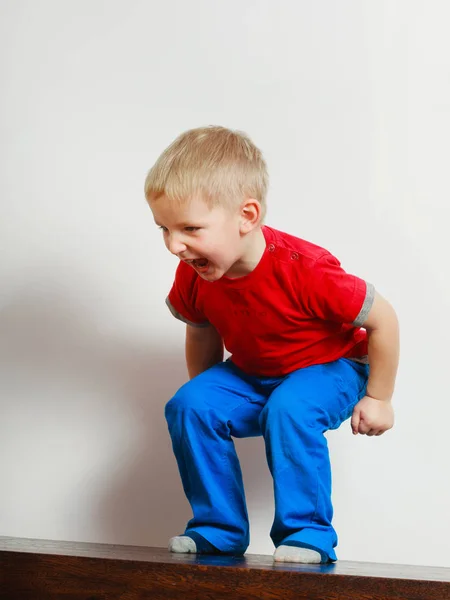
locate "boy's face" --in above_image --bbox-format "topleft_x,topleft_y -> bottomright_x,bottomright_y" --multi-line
150,195 -> 248,281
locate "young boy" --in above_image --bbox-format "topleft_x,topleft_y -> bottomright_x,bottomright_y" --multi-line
144,126 -> 399,564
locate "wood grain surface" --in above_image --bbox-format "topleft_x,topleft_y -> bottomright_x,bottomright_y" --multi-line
1,537 -> 449,600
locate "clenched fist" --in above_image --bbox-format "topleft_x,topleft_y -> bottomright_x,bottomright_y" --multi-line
351,395 -> 394,436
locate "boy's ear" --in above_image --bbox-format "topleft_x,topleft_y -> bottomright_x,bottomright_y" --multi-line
239,198 -> 262,233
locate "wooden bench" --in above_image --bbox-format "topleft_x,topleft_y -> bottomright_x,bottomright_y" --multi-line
1,537 -> 449,599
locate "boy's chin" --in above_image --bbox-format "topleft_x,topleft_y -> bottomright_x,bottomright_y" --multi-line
197,262 -> 232,282
195,261 -> 237,282
198,269 -> 224,282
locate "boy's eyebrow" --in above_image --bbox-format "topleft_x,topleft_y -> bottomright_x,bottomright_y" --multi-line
155,220 -> 203,228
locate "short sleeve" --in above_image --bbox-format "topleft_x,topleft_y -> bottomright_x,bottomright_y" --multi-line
166,261 -> 209,328
305,253 -> 375,326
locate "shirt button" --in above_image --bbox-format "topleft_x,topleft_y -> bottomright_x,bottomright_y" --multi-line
291,252 -> 299,260
268,244 -> 275,252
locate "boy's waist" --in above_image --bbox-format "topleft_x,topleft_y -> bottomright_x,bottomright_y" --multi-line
227,331 -> 368,377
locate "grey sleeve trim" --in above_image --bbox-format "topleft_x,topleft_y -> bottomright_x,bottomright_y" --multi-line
165,297 -> 210,328
352,282 -> 375,327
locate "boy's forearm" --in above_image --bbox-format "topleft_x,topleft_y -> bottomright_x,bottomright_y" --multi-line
185,325 -> 224,379
365,303 -> 400,402
186,346 -> 223,379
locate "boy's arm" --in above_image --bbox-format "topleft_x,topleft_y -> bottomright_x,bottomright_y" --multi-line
185,324 -> 224,380
351,291 -> 400,436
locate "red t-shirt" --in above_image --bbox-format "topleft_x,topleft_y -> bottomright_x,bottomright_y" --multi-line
166,226 -> 374,377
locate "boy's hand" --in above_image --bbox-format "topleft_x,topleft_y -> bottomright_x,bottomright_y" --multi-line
351,395 -> 394,436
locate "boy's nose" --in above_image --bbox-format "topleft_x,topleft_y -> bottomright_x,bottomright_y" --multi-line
167,235 -> 187,256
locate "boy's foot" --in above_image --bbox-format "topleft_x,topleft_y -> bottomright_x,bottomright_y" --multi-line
273,545 -> 322,564
168,536 -> 197,553
168,533 -> 222,555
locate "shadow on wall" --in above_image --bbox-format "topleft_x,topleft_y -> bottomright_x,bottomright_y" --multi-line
0,273 -> 272,548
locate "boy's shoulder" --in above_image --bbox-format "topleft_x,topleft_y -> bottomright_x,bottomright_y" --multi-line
264,225 -> 335,265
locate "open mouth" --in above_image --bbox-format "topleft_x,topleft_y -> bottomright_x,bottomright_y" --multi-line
192,258 -> 209,272
185,258 -> 210,273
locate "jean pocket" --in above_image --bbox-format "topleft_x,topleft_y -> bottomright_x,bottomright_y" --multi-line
328,361 -> 369,430
329,398 -> 360,430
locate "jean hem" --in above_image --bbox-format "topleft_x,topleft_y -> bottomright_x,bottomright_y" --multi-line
185,527 -> 248,555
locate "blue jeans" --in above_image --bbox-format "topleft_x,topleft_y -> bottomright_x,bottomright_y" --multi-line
165,358 -> 369,562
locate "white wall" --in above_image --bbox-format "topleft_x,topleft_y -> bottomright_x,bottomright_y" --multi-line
1,0 -> 449,567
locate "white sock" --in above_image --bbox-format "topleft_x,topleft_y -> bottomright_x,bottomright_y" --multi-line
273,545 -> 322,564
168,536 -> 197,553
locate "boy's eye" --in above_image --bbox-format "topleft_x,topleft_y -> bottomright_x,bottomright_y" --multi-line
159,226 -> 168,232
184,227 -> 200,232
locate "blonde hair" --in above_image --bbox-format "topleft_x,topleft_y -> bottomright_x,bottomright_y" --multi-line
144,126 -> 268,219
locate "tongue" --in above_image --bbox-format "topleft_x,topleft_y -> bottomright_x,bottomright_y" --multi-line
194,259 -> 208,268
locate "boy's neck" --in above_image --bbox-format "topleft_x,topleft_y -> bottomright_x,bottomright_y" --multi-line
226,226 -> 266,279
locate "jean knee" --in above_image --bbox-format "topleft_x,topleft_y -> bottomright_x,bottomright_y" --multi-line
259,395 -> 292,431
165,379 -> 210,428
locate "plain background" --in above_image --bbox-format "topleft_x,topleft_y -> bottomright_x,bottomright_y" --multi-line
1,0 -> 449,567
